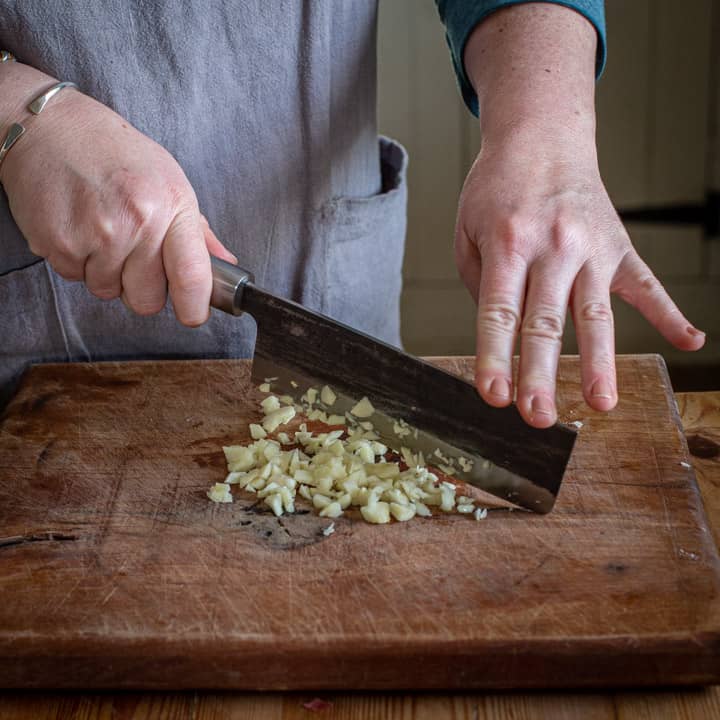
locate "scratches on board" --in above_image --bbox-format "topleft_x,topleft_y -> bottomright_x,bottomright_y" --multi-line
0,530 -> 79,549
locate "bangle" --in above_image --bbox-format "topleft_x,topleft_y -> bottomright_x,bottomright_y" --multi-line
0,81 -> 78,172
0,51 -> 16,63
0,122 -> 25,169
28,81 -> 78,114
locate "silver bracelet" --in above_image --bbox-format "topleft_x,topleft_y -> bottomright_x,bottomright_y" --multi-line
0,81 -> 78,171
0,123 -> 25,169
28,81 -> 78,114
0,50 -> 16,63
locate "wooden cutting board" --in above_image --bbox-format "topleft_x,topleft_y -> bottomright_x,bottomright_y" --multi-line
0,355 -> 718,690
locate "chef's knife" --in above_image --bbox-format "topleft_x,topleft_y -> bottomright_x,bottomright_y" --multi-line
210,257 -> 576,513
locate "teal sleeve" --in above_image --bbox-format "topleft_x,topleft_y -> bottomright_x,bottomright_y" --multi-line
434,0 -> 606,116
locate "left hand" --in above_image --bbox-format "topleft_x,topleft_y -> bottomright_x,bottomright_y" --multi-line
456,124 -> 705,428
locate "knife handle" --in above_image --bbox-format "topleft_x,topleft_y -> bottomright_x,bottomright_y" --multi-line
210,256 -> 255,316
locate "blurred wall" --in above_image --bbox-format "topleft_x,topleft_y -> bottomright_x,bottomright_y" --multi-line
378,0 -> 720,382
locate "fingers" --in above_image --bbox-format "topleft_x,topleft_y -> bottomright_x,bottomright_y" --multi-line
455,226 -> 483,302
84,240 -> 127,301
52,207 -> 226,327
517,261 -> 574,428
571,266 -> 617,412
613,251 -> 705,351
121,238 -> 167,316
474,248 -> 527,408
162,209 -> 212,327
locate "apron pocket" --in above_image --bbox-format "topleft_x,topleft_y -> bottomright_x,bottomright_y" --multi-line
319,136 -> 408,346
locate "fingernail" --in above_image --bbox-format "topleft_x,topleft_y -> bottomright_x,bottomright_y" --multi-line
489,377 -> 510,401
591,378 -> 614,399
687,325 -> 705,338
531,395 -> 554,418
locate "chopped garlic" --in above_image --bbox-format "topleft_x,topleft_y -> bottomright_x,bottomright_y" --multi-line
265,493 -> 283,516
223,445 -> 256,472
279,394 -> 294,405
390,502 -> 415,522
261,395 -> 281,413
307,408 -> 329,423
474,507 -> 488,521
320,385 -> 337,406
313,494 -> 332,509
322,522 -> 335,536
319,501 -> 343,518
258,383 -> 271,393
207,482 -> 232,503
361,501 -> 390,524
290,380 -> 298,388
302,387 -> 318,405
249,423 -> 267,440
262,405 -> 296,433
327,414 -> 345,425
350,396 -> 375,418
458,457 -> 474,473
225,471 -> 247,485
214,390 -> 498,525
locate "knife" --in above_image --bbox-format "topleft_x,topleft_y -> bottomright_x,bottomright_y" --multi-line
210,256 -> 576,513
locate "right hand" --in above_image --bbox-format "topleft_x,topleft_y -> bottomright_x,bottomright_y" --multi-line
0,85 -> 236,326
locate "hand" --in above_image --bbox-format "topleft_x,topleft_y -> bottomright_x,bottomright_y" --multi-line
0,84 -> 236,326
456,126 -> 705,428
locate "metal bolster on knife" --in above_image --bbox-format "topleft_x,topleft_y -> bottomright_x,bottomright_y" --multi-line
210,256 -> 254,316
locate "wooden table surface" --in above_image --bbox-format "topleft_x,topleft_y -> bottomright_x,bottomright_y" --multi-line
3,389 -> 719,720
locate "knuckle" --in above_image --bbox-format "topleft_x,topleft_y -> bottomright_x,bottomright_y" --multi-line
118,191 -> 159,238
477,303 -> 521,334
522,309 -> 564,342
496,216 -> 530,255
550,219 -> 582,254
579,301 -> 613,325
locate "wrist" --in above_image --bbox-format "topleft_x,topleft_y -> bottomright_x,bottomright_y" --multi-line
0,63 -> 79,184
0,61 -> 58,139
464,3 -> 598,154
480,114 -> 597,160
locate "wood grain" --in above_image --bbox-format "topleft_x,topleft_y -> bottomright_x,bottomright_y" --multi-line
2,687 -> 719,719
1,364 -> 720,718
0,356 -> 718,693
676,392 -> 720,549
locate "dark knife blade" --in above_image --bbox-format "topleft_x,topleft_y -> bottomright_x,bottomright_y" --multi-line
211,257 -> 576,513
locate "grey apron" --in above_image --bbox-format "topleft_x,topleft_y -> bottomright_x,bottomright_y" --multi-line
0,1 -> 407,404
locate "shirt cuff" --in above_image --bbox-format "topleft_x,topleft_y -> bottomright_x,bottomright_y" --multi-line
435,0 -> 607,116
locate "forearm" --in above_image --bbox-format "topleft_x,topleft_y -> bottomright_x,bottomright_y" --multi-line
464,3 -> 597,149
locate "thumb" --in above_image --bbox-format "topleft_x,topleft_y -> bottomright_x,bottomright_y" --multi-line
201,215 -> 237,264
